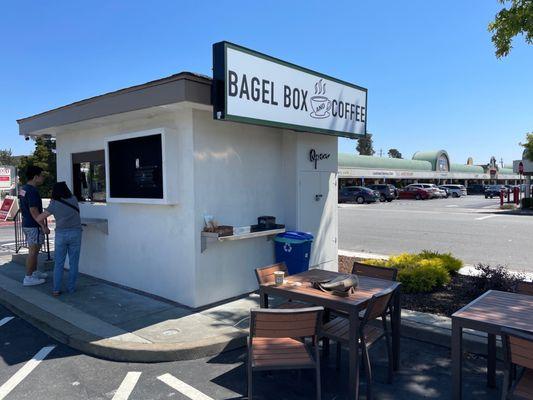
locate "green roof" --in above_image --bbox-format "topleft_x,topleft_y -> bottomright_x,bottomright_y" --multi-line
412,150 -> 449,170
338,153 -> 432,171
450,163 -> 484,173
500,168 -> 514,174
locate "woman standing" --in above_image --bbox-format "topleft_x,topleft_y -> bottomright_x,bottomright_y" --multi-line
36,182 -> 82,296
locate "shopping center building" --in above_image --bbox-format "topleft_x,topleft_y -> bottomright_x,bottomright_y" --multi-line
339,150 -> 522,187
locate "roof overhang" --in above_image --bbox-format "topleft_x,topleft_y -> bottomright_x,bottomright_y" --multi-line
17,72 -> 212,137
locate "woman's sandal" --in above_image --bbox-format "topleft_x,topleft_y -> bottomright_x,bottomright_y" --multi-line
52,291 -> 61,297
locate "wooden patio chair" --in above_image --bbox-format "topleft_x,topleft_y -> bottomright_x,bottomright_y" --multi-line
254,262 -> 309,309
321,287 -> 396,400
339,262 -> 398,321
351,261 -> 398,282
501,327 -> 533,400
247,307 -> 324,400
516,281 -> 533,296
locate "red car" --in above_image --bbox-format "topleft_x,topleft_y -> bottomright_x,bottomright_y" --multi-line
398,186 -> 431,200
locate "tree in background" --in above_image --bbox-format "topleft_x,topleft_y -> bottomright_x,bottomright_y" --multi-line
356,134 -> 375,156
521,132 -> 533,161
0,149 -> 17,166
488,0 -> 533,58
18,137 -> 56,197
388,148 -> 403,159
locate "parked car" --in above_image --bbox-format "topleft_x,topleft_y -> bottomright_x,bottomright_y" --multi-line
439,186 -> 451,198
398,186 -> 431,200
406,184 -> 445,198
467,184 -> 486,195
439,184 -> 467,198
484,185 -> 506,199
339,186 -> 380,204
366,184 -> 396,202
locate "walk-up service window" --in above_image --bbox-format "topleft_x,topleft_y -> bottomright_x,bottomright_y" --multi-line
108,133 -> 163,199
72,150 -> 106,202
105,128 -> 179,204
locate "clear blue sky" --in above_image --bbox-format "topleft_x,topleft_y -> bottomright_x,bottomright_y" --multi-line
1,1 -> 531,166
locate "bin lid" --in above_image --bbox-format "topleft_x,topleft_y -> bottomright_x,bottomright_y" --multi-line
274,231 -> 314,244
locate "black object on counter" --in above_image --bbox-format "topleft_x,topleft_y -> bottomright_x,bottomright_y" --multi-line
257,216 -> 276,229
251,223 -> 285,233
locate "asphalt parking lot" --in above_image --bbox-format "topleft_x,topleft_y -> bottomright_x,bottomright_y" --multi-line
339,195 -> 533,273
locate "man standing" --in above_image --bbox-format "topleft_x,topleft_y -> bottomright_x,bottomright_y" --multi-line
18,166 -> 49,286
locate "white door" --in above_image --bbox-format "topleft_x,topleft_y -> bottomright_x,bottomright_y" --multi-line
299,171 -> 337,269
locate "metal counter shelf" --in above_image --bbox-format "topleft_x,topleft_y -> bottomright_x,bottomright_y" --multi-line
200,228 -> 285,253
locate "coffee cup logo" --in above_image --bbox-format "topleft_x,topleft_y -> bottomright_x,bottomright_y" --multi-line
310,79 -> 331,119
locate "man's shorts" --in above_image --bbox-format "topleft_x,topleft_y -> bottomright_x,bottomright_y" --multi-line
22,227 -> 45,247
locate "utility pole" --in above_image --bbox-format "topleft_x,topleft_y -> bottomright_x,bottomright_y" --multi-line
379,148 -> 383,157
500,158 -> 504,168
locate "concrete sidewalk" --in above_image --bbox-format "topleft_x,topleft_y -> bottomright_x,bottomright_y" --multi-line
0,256 -> 255,362
0,255 -> 499,363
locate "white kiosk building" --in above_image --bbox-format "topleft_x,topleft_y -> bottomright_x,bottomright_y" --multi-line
17,42 -> 367,308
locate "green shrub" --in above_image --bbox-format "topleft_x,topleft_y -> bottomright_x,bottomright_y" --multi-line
418,250 -> 463,274
362,250 -> 462,293
398,261 -> 450,293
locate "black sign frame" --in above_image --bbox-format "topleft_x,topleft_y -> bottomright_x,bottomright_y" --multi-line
212,41 -> 367,139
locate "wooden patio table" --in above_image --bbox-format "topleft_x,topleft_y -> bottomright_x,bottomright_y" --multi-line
259,269 -> 401,400
451,290 -> 533,399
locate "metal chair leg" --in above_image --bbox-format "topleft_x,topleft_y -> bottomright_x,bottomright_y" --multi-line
315,344 -> 322,400
247,357 -> 253,399
501,369 -> 509,400
382,316 -> 394,384
363,343 -> 373,400
336,342 -> 341,370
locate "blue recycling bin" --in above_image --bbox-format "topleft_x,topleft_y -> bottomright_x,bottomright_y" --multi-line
274,231 -> 314,275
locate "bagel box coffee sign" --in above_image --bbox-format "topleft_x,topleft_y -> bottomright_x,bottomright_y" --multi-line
212,41 -> 367,138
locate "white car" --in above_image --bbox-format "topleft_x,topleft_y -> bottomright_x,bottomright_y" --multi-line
439,184 -> 467,198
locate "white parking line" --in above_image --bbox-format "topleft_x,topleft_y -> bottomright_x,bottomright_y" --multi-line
0,317 -> 14,327
157,373 -> 213,400
0,345 -> 56,399
476,215 -> 497,221
112,372 -> 141,400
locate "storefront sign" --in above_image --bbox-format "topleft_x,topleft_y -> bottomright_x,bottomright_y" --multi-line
0,167 -> 12,190
213,41 -> 367,138
309,149 -> 330,169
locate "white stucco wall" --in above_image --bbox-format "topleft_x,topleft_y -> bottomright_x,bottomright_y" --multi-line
54,103 -> 338,308
55,108 -> 198,306
192,110 -> 338,306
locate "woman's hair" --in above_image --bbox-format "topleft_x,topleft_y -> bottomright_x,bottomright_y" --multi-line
51,182 -> 73,200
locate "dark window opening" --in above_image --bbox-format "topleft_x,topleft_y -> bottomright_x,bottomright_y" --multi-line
72,150 -> 106,202
108,133 -> 163,199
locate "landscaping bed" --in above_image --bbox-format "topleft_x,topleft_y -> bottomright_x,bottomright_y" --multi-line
339,254 -> 523,317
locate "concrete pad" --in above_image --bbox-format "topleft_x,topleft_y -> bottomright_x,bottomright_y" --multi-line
129,313 -> 242,344
0,261 -> 175,326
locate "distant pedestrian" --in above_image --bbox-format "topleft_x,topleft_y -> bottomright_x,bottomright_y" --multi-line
18,166 -> 48,286
36,182 -> 82,296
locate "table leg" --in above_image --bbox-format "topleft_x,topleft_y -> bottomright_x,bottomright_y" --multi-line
348,311 -> 360,400
259,288 -> 268,309
452,318 -> 463,400
487,334 -> 496,388
392,288 -> 401,371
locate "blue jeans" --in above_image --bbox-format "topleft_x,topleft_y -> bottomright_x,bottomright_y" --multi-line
54,229 -> 82,293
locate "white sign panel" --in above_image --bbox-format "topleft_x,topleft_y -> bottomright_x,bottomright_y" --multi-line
213,42 -> 367,138
0,167 -> 12,190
